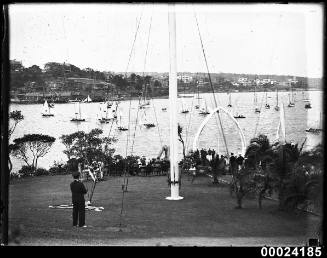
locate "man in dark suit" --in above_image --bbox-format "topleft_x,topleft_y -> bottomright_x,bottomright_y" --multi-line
70,171 -> 88,227
229,153 -> 237,174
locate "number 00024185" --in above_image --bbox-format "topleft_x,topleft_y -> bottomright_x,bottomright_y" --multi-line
260,246 -> 322,257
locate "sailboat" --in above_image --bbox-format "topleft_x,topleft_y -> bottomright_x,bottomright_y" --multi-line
305,102 -> 312,109
287,84 -> 295,107
83,95 -> 92,103
195,85 -> 200,109
302,91 -> 311,102
139,84 -> 151,109
71,102 -> 85,122
265,91 -> 270,109
139,109 -> 155,128
306,112 -> 323,134
254,87 -> 260,113
117,109 -> 128,131
227,91 -> 232,107
180,98 -> 189,113
274,88 -> 280,111
98,102 -> 113,123
198,99 -> 210,115
41,100 -> 54,117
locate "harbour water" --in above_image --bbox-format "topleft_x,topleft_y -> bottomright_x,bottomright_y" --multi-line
9,90 -> 323,173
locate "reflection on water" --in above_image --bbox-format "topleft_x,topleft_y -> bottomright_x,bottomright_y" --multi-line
9,90 -> 322,172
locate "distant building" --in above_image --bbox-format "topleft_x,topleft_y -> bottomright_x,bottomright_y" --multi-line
197,78 -> 209,87
66,77 -> 112,90
177,75 -> 193,83
238,77 -> 248,84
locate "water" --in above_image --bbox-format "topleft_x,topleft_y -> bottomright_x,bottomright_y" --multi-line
9,90 -> 323,172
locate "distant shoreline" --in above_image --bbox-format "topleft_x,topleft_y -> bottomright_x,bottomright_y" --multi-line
10,88 -> 321,105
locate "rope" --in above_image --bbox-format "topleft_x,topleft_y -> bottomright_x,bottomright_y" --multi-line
194,12 -> 230,158
124,10 -> 144,77
118,8 -> 144,230
185,94 -> 195,151
151,96 -> 164,148
253,91 -> 266,138
130,96 -> 142,155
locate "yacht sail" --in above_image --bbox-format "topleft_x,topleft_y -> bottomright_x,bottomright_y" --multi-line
227,91 -> 232,107
198,99 -> 210,115
41,100 -> 54,117
195,84 -> 200,109
274,88 -> 280,111
306,112 -> 323,134
83,95 -> 92,103
71,102 -> 85,122
117,109 -> 128,131
254,87 -> 260,113
180,98 -> 189,113
265,91 -> 270,109
288,84 -> 295,107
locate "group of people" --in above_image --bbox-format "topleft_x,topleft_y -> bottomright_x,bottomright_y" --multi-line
188,148 -> 245,175
128,157 -> 170,176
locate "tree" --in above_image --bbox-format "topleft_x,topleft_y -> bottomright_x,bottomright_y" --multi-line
44,62 -> 64,78
8,111 -> 24,174
281,144 -> 323,212
111,74 -> 128,91
11,134 -> 56,172
9,111 -> 24,139
60,129 -> 117,166
178,124 -> 186,159
154,80 -> 161,88
269,141 -> 306,210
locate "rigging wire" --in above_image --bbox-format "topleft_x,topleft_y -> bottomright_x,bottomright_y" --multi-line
184,95 -> 195,152
118,8 -> 144,230
193,11 -> 230,157
253,91 -> 266,138
130,96 -> 142,155
124,9 -> 144,77
151,96 -> 164,148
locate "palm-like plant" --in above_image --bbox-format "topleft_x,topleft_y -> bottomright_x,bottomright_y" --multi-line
281,143 -> 323,213
269,140 -> 306,210
244,135 -> 275,208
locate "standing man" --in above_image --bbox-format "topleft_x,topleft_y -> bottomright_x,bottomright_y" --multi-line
70,171 -> 88,228
229,153 -> 237,175
236,153 -> 244,171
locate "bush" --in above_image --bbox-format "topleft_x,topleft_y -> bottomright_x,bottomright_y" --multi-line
10,171 -> 21,180
49,160 -> 68,175
18,165 -> 34,177
34,167 -> 50,176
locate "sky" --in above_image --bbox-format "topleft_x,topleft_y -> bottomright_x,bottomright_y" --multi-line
9,3 -> 323,78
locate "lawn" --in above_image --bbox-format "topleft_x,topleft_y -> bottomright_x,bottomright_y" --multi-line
7,174 -> 321,246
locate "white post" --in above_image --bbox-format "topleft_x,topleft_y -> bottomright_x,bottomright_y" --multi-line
166,4 -> 183,200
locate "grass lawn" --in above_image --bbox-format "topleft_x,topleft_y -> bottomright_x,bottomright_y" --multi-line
7,174 -> 321,246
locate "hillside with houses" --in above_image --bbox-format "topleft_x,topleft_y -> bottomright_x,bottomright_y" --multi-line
9,60 -> 322,104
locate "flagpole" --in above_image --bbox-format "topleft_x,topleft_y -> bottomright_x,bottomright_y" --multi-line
166,3 -> 183,200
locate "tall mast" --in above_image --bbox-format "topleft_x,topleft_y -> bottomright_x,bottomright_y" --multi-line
79,102 -> 81,120
276,88 -> 279,106
166,4 -> 183,200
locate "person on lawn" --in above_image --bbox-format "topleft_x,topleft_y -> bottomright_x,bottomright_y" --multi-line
70,171 -> 88,228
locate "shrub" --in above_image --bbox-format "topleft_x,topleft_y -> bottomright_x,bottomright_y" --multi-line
10,171 -> 21,180
18,165 -> 34,177
34,167 -> 50,176
49,160 -> 68,175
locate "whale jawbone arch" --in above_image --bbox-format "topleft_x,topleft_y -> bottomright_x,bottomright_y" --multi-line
191,106 -> 247,156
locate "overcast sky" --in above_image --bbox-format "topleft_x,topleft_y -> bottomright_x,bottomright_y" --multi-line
9,3 -> 323,78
